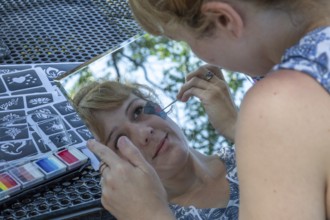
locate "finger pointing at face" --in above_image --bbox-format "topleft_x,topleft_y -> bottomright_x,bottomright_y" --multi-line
87,139 -> 172,220
87,139 -> 121,167
87,137 -> 152,172
116,136 -> 151,170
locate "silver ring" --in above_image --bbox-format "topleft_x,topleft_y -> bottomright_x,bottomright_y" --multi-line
204,71 -> 213,81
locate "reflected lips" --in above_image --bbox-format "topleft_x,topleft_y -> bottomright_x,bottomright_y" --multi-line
152,133 -> 168,159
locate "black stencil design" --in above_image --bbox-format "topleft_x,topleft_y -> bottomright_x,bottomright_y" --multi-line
0,110 -> 26,124
0,140 -> 38,162
3,70 -> 43,91
64,113 -> 84,128
49,132 -> 72,148
53,101 -> 75,115
67,130 -> 83,146
0,96 -> 24,111
28,106 -> 58,122
77,126 -> 94,140
38,118 -> 70,135
35,63 -> 80,80
42,67 -> 64,80
0,125 -> 29,141
26,93 -> 53,108
32,132 -> 52,153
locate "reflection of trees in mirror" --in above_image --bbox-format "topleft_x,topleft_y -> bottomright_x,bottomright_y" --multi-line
69,34 -> 249,155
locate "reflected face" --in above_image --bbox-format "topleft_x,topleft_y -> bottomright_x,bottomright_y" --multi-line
94,94 -> 190,178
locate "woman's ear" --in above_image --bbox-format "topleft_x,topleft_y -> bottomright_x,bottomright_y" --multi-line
201,1 -> 243,38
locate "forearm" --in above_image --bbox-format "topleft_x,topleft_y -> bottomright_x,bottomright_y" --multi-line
215,112 -> 237,143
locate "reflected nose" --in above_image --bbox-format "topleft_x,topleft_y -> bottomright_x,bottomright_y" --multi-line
129,124 -> 154,147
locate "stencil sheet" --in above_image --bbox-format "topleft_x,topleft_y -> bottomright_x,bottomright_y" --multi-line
0,63 -> 94,171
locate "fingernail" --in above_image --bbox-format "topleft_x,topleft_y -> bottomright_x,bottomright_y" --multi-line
117,136 -> 128,149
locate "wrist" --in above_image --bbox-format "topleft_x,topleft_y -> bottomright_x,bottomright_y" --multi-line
217,115 -> 237,143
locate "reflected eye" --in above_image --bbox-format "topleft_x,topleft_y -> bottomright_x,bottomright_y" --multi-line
133,106 -> 144,120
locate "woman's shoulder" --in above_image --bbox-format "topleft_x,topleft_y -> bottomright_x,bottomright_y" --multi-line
240,70 -> 329,128
243,69 -> 328,108
237,69 -> 330,181
272,26 -> 330,93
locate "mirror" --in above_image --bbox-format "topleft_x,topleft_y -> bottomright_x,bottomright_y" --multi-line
56,33 -> 252,155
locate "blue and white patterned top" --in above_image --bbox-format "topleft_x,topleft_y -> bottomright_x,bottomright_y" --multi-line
169,146 -> 239,220
272,26 -> 330,94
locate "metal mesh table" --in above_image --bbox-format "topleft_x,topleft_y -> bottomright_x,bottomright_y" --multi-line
0,0 -> 143,64
0,165 -> 116,220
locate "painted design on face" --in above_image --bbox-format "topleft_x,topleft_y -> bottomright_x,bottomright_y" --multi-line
143,101 -> 167,119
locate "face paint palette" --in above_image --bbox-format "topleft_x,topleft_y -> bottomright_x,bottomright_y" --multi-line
0,172 -> 21,199
0,147 -> 89,202
34,155 -> 67,179
9,163 -> 44,188
56,148 -> 89,170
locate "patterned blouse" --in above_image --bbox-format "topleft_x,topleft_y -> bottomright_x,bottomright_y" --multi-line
272,26 -> 330,94
169,146 -> 239,220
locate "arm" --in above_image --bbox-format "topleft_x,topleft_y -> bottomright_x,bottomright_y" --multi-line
236,70 -> 329,220
177,64 -> 237,142
88,137 -> 175,220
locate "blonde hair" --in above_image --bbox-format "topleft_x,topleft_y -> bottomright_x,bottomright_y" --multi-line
128,0 -> 329,37
129,0 -> 207,36
73,80 -> 157,143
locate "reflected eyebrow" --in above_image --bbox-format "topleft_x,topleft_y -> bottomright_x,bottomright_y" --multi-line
105,98 -> 140,146
125,98 -> 139,116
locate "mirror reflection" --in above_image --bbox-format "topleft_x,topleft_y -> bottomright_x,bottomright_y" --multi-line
59,34 -> 251,155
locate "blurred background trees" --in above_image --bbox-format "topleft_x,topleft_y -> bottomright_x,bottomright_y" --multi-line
64,34 -> 250,155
